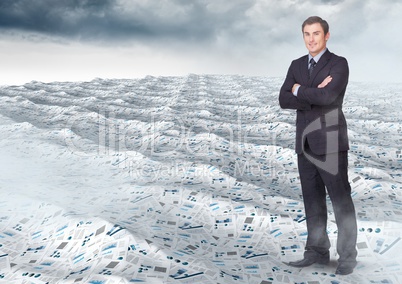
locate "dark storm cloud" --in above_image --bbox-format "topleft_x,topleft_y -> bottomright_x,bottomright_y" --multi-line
0,0 -> 256,43
0,0 -> 113,36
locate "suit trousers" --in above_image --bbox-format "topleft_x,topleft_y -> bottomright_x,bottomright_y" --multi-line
297,143 -> 358,265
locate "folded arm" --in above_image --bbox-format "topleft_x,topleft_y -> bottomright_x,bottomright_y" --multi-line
279,62 -> 312,110
296,57 -> 349,106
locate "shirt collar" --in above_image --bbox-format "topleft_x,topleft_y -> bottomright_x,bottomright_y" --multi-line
308,48 -> 327,64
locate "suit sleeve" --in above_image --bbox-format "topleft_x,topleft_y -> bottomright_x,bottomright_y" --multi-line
296,57 -> 349,106
279,61 -> 312,110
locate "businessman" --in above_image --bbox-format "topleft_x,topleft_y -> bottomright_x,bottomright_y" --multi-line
278,16 -> 357,275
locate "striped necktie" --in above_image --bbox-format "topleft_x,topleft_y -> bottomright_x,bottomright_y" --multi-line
309,58 -> 316,78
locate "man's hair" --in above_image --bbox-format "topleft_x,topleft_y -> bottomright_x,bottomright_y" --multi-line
302,16 -> 329,35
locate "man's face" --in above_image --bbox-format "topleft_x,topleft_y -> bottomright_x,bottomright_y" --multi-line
303,23 -> 330,57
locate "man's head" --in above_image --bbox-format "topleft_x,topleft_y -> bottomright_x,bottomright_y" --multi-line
302,16 -> 330,57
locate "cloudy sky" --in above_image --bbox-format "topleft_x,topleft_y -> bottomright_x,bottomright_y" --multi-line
1,0 -> 401,85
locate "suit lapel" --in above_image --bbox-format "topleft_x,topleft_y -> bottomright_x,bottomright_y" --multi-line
299,55 -> 309,85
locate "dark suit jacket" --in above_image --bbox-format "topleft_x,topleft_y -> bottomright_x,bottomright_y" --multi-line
279,49 -> 349,155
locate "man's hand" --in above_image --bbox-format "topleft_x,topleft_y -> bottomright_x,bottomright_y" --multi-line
292,83 -> 301,94
318,75 -> 332,88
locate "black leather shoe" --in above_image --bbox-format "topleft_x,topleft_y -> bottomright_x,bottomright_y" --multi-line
335,262 -> 356,275
286,254 -> 329,268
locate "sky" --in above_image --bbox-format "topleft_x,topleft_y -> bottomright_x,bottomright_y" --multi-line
1,0 -> 401,85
